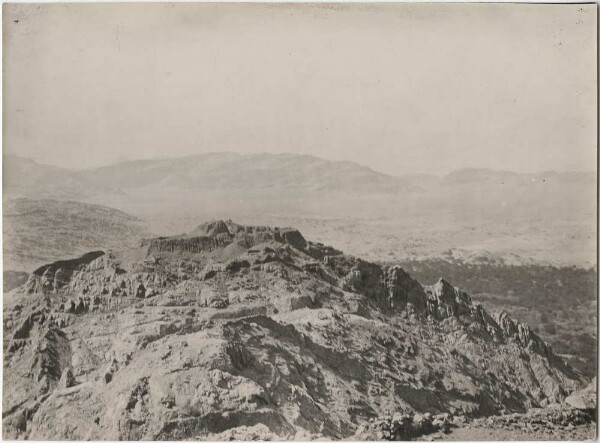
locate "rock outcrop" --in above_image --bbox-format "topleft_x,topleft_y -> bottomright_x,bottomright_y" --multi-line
3,220 -> 591,440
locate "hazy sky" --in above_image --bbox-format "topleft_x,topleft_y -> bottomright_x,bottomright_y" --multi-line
3,3 -> 597,175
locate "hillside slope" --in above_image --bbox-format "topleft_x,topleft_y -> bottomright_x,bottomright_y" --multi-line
396,258 -> 597,379
3,198 -> 149,272
3,156 -> 117,201
3,221 -> 589,440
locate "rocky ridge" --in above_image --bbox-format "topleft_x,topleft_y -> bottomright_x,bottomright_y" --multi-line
2,220 -> 593,440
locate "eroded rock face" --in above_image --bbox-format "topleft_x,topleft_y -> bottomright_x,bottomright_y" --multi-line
425,278 -> 472,318
144,221 -> 311,258
383,266 -> 427,311
27,251 -> 106,294
2,220 -> 590,440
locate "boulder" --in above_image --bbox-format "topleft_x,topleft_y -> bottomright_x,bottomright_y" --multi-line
565,379 -> 596,410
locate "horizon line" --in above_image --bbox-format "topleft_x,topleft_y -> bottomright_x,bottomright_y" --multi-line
4,152 -> 596,178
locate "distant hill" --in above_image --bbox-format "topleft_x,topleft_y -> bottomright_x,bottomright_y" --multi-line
3,270 -> 28,292
6,154 -> 593,199
3,156 -> 118,200
400,167 -> 596,223
3,198 -> 149,272
4,153 -> 415,199
438,168 -> 595,187
3,154 -> 595,266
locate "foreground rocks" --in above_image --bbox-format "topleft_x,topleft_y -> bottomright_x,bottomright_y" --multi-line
354,405 -> 597,441
437,404 -> 596,441
566,378 -> 597,411
2,220 -> 594,440
353,412 -> 453,440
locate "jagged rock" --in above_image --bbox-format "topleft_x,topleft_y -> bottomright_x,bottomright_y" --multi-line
3,220 -> 591,440
384,266 -> 426,311
12,309 -> 45,340
26,251 -> 105,294
355,411 -> 455,440
425,278 -> 472,318
58,368 -> 76,389
279,228 -> 307,250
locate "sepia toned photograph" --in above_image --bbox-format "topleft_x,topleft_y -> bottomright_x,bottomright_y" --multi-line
2,2 -> 597,440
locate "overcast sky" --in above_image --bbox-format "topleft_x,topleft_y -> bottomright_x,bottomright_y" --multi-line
3,3 -> 597,175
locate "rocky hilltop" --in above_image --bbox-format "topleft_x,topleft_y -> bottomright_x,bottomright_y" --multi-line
2,221 -> 593,440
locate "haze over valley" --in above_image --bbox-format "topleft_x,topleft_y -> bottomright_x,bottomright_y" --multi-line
5,152 -> 596,269
3,3 -> 596,440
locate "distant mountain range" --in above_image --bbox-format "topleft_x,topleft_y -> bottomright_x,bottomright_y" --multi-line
5,154 -> 595,200
4,153 -> 416,199
3,153 -> 596,267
